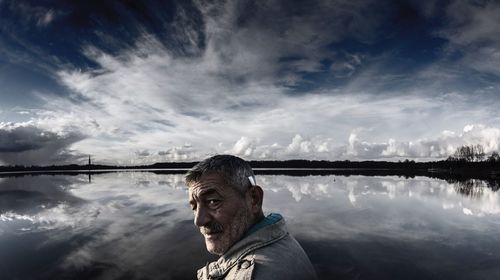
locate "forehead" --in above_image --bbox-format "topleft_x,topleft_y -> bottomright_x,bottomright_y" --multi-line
188,172 -> 229,197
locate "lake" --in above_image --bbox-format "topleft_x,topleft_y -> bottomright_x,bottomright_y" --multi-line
1,172 -> 500,279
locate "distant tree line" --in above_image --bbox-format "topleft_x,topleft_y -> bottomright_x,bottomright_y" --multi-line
447,144 -> 500,163
487,151 -> 500,163
1,144 -> 499,176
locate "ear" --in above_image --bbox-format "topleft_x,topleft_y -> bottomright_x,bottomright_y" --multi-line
246,185 -> 264,213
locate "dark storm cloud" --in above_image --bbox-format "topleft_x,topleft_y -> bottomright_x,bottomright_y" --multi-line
0,124 -> 55,152
0,123 -> 85,165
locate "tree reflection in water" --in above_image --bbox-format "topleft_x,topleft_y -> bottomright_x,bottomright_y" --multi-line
449,178 -> 500,198
2,173 -> 500,280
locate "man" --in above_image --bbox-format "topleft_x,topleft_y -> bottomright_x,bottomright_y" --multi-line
185,154 -> 317,280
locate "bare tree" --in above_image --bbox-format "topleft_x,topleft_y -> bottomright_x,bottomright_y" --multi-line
487,151 -> 500,163
474,144 -> 485,162
451,144 -> 485,162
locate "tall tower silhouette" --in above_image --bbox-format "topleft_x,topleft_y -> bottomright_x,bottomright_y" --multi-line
88,155 -> 92,184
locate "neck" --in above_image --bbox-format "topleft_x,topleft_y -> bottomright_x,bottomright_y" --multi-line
252,211 -> 265,226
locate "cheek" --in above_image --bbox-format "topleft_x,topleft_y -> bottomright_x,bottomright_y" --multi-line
212,204 -> 239,224
212,208 -> 229,223
245,198 -> 254,212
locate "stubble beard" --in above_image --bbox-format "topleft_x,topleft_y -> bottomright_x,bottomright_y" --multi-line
203,206 -> 252,256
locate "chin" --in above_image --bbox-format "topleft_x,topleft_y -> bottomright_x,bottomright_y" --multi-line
206,243 -> 225,256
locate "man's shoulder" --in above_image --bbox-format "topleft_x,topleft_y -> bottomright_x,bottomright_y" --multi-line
250,233 -> 318,280
253,231 -> 304,259
197,216 -> 317,280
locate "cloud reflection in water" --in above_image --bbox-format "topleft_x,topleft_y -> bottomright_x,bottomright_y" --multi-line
1,173 -> 500,279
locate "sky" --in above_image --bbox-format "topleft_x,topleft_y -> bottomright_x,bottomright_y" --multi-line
1,0 -> 500,165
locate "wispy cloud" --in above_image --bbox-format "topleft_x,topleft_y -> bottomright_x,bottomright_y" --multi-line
1,0 -> 500,164
36,8 -> 55,27
4,1 -> 59,28
436,1 -> 500,78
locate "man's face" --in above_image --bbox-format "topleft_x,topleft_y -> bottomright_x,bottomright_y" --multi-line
188,173 -> 252,255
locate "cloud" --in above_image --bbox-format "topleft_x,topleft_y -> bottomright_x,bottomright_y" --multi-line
220,124 -> 500,161
230,136 -> 258,157
0,2 -> 66,77
158,144 -> 197,161
443,1 -> 500,46
0,173 -> 211,279
439,0 -> 500,77
330,53 -> 364,78
195,0 -> 387,86
18,33 -> 500,163
36,9 -> 55,27
3,2 -> 59,28
35,41 -> 500,163
135,150 -> 151,157
229,134 -> 336,160
0,122 -> 85,165
347,124 -> 500,160
369,124 -> 500,160
3,0 -> 500,164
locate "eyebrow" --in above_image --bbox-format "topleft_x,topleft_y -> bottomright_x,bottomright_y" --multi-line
189,188 -> 220,204
199,189 -> 220,198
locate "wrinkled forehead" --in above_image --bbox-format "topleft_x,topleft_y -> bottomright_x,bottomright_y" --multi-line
187,172 -> 229,197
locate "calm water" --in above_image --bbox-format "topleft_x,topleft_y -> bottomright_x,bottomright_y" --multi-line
1,172 -> 500,280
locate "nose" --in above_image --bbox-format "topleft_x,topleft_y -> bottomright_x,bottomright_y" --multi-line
194,205 -> 211,227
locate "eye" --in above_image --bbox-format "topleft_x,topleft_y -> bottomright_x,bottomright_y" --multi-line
189,202 -> 197,211
207,199 -> 221,209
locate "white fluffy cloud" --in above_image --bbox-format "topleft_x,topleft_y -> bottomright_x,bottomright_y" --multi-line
222,124 -> 500,161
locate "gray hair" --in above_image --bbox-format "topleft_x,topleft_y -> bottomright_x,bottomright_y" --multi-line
185,154 -> 256,194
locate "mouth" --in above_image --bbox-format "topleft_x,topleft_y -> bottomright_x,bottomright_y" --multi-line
203,231 -> 222,240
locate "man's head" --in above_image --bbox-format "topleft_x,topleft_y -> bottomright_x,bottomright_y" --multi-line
185,155 -> 264,255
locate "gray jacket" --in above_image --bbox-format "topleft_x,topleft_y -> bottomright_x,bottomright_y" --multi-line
197,215 -> 317,280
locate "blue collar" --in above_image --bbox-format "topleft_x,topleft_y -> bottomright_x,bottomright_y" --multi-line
245,213 -> 283,237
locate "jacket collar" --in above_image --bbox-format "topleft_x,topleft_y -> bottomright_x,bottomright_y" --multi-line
198,215 -> 288,280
